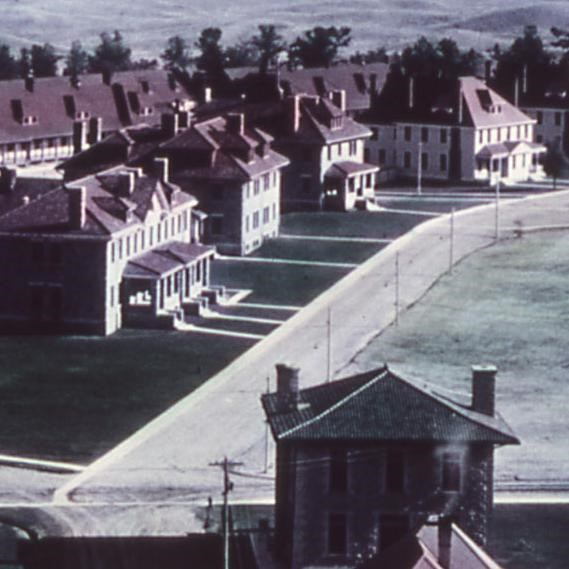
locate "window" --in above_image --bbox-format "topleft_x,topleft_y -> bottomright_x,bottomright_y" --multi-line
349,140 -> 357,155
392,127 -> 397,140
385,451 -> 405,494
478,130 -> 483,144
442,452 -> 461,492
440,129 -> 447,144
272,203 -> 277,219
210,216 -> 223,235
421,127 -> 428,143
263,173 -> 270,190
379,515 -> 409,552
253,211 -> 260,229
110,285 -> 115,308
404,126 -> 411,142
329,449 -> 348,494
421,152 -> 428,170
263,206 -> 270,224
378,149 -> 386,165
254,180 -> 260,195
440,154 -> 447,172
403,151 -> 411,169
111,242 -> 116,263
537,111 -> 543,125
245,215 -> 250,233
364,148 -> 370,162
555,112 -> 562,126
371,127 -> 378,141
537,134 -> 543,143
328,513 -> 347,555
327,145 -> 332,160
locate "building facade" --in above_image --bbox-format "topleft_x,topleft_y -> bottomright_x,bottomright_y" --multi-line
0,162 -> 213,335
364,76 -> 545,185
262,364 -> 518,569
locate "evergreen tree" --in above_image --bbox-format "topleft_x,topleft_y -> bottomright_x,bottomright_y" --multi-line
195,27 -> 225,77
0,44 -> 19,80
64,41 -> 89,77
161,36 -> 192,71
289,26 -> 351,68
30,43 -> 59,77
88,31 -> 132,73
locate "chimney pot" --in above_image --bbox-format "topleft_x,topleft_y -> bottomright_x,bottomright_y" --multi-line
438,516 -> 452,569
226,113 -> 245,135
331,90 -> 346,112
154,157 -> 170,185
275,364 -> 300,411
68,186 -> 87,230
471,365 -> 497,416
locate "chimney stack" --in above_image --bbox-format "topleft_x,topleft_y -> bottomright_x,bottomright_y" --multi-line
514,77 -> 520,107
70,74 -> 81,89
227,113 -> 245,135
522,65 -> 528,95
287,95 -> 301,133
408,76 -> 415,110
73,120 -> 87,154
177,110 -> 191,130
68,186 -> 87,230
203,86 -> 212,104
275,364 -> 300,411
331,90 -> 346,112
457,82 -> 464,125
154,157 -> 170,185
88,116 -> 103,145
102,69 -> 113,86
437,516 -> 452,569
369,73 -> 378,95
25,76 -> 34,93
118,171 -> 136,197
471,365 -> 497,417
0,167 -> 17,193
161,112 -> 179,139
484,60 -> 492,83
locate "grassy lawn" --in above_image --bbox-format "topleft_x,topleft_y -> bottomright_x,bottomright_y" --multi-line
0,330 -> 254,463
252,238 -> 384,264
280,211 -> 429,239
350,231 -> 569,482
489,504 -> 569,569
376,198 -> 493,213
211,259 -> 351,306
213,305 -> 294,321
192,317 -> 277,336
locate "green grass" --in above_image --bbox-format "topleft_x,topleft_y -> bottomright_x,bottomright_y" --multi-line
376,198 -> 492,213
211,259 -> 351,306
0,330 -> 254,463
252,238 -> 384,264
281,211 -> 429,239
489,504 -> 569,569
351,231 -> 569,482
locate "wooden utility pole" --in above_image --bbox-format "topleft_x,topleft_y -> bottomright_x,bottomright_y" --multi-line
417,141 -> 423,195
326,306 -> 332,382
210,457 -> 243,569
395,252 -> 400,326
264,376 -> 270,473
449,207 -> 455,274
495,175 -> 501,241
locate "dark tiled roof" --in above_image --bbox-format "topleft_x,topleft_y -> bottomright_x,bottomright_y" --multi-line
261,365 -> 519,445
0,70 -> 194,145
124,241 -> 214,279
280,63 -> 389,112
325,160 -> 379,178
0,177 -> 62,215
0,168 -> 194,237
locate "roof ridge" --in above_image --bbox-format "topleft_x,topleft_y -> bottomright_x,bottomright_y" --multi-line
280,367 -> 389,439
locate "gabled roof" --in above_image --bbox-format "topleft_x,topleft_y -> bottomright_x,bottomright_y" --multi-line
261,365 -> 519,445
0,167 -> 194,237
325,160 -> 379,179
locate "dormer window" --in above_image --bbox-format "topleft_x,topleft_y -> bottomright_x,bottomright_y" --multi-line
75,110 -> 90,120
22,115 -> 38,125
330,116 -> 343,130
141,80 -> 151,94
139,106 -> 154,116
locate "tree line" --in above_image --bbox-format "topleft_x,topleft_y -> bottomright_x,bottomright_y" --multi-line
1,24 -> 569,83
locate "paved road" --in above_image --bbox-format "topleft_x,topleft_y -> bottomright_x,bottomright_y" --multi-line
2,189 -> 569,535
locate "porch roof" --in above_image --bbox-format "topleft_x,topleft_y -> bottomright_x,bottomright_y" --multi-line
123,241 -> 215,280
477,140 -> 546,159
325,160 -> 379,179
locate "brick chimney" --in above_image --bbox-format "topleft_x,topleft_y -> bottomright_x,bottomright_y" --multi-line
161,112 -> 179,139
177,110 -> 191,130
154,157 -> 170,184
102,69 -> 113,86
457,82 -> 464,125
286,95 -> 301,133
408,76 -> 415,109
484,60 -> 492,83
68,186 -> 87,230
118,171 -> 136,197
514,77 -> 520,107
73,120 -> 87,154
88,117 -> 103,145
522,65 -> 528,95
227,113 -> 245,135
0,167 -> 17,193
276,364 -> 300,411
331,90 -> 346,112
25,76 -> 34,93
437,516 -> 452,569
203,86 -> 212,104
471,365 -> 497,416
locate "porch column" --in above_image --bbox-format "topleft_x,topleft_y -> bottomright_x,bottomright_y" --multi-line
152,280 -> 160,314
204,257 -> 210,287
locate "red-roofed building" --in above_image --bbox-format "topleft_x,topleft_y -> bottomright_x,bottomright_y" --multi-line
0,163 -> 214,335
261,364 -> 518,569
364,76 -> 545,185
0,70 -> 195,169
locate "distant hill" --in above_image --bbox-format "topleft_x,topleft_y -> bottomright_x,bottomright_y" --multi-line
0,0 -> 567,59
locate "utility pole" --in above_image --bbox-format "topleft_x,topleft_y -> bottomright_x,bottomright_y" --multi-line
449,207 -> 455,274
395,252 -> 400,326
210,457 -> 243,569
326,306 -> 332,382
264,376 -> 270,473
417,141 -> 423,195
495,173 -> 501,241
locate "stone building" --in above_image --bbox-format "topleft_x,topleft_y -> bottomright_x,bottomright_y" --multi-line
0,162 -> 214,335
261,364 -> 518,569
